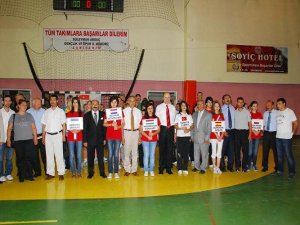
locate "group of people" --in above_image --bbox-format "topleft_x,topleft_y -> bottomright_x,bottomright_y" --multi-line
0,91 -> 298,183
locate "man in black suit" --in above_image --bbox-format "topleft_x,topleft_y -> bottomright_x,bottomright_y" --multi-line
83,100 -> 107,179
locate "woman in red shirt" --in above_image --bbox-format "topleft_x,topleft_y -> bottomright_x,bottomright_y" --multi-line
104,96 -> 124,179
247,101 -> 263,171
66,97 -> 84,177
139,102 -> 160,177
209,101 -> 225,174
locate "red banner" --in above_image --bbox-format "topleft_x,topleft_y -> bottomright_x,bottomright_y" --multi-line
227,44 -> 288,73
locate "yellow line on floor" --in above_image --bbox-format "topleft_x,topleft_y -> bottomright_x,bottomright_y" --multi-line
0,220 -> 58,224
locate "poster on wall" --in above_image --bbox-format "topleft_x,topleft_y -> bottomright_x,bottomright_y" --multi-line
44,28 -> 129,52
227,44 -> 288,73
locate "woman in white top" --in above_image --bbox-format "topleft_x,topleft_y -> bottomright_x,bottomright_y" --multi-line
175,101 -> 194,175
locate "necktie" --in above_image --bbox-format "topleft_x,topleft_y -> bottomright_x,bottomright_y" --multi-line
266,111 -> 271,131
228,106 -> 232,129
166,105 -> 171,127
94,112 -> 97,124
197,111 -> 201,128
131,109 -> 134,130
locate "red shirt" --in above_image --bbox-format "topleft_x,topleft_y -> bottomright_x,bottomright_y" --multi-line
140,116 -> 161,142
104,111 -> 124,140
66,111 -> 84,141
250,111 -> 263,139
210,113 -> 225,139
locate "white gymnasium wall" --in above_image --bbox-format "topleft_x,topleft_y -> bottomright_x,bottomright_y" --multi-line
0,0 -> 185,81
186,0 -> 300,84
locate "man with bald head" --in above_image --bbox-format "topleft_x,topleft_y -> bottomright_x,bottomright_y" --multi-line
261,100 -> 278,172
27,97 -> 46,176
192,100 -> 212,173
155,92 -> 176,174
83,100 -> 107,179
122,96 -> 142,176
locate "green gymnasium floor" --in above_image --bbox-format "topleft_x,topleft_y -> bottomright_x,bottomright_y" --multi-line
0,139 -> 299,225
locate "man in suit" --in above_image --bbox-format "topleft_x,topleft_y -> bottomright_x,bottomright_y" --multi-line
192,100 -> 212,174
155,92 -> 176,174
83,100 -> 107,179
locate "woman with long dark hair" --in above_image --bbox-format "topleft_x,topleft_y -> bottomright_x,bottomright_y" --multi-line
139,102 -> 161,177
247,101 -> 263,171
175,101 -> 194,175
104,96 -> 124,179
66,97 -> 84,177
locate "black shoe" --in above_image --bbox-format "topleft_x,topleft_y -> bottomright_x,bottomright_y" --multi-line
192,168 -> 199,172
228,169 -> 234,172
200,170 -> 205,174
167,170 -> 173,175
159,170 -> 164,174
26,177 -> 35,181
100,174 -> 107,178
34,173 -> 41,178
87,174 -> 94,179
272,171 -> 282,176
261,168 -> 268,172
288,173 -> 295,180
220,168 -> 227,172
19,179 -> 24,183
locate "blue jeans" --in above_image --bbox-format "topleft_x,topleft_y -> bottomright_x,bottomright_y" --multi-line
248,139 -> 260,166
68,141 -> 83,175
276,138 -> 296,174
107,139 -> 121,173
142,141 -> 157,172
0,143 -> 13,177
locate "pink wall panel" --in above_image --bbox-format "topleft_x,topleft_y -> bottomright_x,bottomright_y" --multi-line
1,78 -> 299,133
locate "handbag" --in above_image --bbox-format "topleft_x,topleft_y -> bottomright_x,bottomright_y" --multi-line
7,114 -> 15,148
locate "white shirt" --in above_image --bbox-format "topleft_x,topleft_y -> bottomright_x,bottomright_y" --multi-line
197,110 -> 204,128
155,103 -> 176,126
0,107 -> 15,142
276,108 -> 297,139
175,113 -> 193,137
123,107 -> 142,130
41,106 -> 66,133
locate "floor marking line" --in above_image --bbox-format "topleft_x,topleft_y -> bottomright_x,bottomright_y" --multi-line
0,220 -> 58,224
201,195 -> 217,225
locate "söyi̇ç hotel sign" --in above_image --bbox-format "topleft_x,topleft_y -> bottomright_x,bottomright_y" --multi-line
227,44 -> 288,73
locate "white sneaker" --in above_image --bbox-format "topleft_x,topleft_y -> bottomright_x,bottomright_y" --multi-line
191,161 -> 195,167
0,176 -> 6,182
114,173 -> 120,179
217,168 -> 222,174
150,171 -> 155,177
82,159 -> 87,167
183,170 -> 188,175
107,173 -> 113,179
213,167 -> 218,174
209,164 -> 213,168
173,161 -> 177,166
178,170 -> 183,175
104,157 -> 108,162
119,165 -> 122,170
94,158 -> 98,164
144,172 -> 149,177
6,175 -> 13,181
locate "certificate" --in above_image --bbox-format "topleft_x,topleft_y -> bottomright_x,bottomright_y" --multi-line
252,119 -> 263,130
67,117 -> 83,130
211,121 -> 225,132
106,107 -> 122,121
178,116 -> 190,128
142,118 -> 158,131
